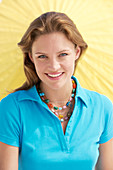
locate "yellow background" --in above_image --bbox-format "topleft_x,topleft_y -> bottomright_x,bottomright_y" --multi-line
0,0 -> 113,101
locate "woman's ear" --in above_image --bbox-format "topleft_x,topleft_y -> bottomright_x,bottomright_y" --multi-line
75,46 -> 81,60
29,52 -> 34,63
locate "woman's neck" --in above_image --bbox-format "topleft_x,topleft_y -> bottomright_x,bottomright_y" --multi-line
39,81 -> 72,106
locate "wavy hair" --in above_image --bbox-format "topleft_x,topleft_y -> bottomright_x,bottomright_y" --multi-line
15,11 -> 88,91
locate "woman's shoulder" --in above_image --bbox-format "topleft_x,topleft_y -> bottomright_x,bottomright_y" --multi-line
0,91 -> 23,113
0,85 -> 36,104
82,90 -> 113,128
85,88 -> 112,105
0,90 -> 25,105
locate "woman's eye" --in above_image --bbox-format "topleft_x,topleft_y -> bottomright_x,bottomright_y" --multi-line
38,55 -> 46,58
60,53 -> 68,57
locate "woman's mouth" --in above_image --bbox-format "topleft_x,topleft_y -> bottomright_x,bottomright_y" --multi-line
47,73 -> 62,77
45,72 -> 64,79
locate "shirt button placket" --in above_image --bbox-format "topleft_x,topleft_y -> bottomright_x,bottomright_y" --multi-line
56,122 -> 69,152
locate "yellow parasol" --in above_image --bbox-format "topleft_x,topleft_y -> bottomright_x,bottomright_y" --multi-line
0,0 -> 113,101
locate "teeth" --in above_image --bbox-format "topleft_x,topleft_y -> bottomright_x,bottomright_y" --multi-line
47,73 -> 62,77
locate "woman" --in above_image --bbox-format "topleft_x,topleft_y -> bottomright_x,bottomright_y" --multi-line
0,12 -> 113,170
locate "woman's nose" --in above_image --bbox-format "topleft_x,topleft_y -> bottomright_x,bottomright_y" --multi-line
48,58 -> 60,71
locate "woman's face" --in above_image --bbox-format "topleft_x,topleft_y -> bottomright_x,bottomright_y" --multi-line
30,32 -> 80,90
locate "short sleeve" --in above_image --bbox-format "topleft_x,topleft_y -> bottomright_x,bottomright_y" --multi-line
0,94 -> 21,147
99,96 -> 113,144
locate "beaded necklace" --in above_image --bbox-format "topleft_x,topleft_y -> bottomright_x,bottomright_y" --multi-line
38,79 -> 76,122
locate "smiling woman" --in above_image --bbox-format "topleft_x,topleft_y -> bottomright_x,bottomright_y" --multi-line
0,11 -> 113,170
16,12 -> 87,91
29,32 -> 79,91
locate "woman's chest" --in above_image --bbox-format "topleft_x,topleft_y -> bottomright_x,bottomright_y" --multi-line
19,112 -> 101,170
19,101 -> 103,170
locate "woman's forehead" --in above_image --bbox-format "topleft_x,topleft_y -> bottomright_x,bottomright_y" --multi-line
32,32 -> 75,51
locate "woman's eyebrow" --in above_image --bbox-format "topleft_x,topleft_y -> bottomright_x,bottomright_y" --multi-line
34,49 -> 70,55
34,52 -> 47,55
56,49 -> 70,54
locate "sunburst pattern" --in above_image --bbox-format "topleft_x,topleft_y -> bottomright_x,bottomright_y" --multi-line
0,0 -> 113,101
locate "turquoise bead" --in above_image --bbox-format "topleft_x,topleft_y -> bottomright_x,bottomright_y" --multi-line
59,107 -> 62,110
40,93 -> 44,96
72,89 -> 76,93
60,118 -> 64,122
71,94 -> 74,97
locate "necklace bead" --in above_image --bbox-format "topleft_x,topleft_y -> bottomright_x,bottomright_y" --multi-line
64,116 -> 68,120
54,106 -> 59,110
39,92 -> 45,96
45,99 -> 49,103
60,118 -> 64,122
71,93 -> 74,98
73,89 -> 76,93
62,106 -> 67,109
59,115 -> 63,118
73,83 -> 76,89
66,101 -> 70,106
59,107 -> 62,110
48,103 -> 53,109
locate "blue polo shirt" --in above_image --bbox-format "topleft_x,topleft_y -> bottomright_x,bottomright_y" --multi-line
0,77 -> 113,170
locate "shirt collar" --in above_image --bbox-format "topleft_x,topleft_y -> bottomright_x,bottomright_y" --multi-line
18,86 -> 41,102
18,76 -> 89,107
72,76 -> 89,107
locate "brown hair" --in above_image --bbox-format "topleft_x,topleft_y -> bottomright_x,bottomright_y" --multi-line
15,11 -> 88,91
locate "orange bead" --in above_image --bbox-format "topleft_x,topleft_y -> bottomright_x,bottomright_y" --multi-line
48,103 -> 53,109
73,83 -> 76,89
